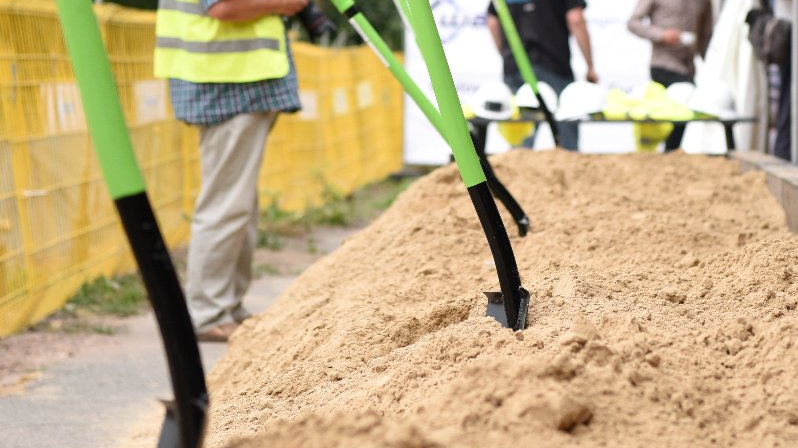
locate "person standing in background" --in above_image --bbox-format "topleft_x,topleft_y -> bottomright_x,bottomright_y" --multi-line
628,0 -> 713,152
154,0 -> 306,341
773,0 -> 793,161
487,0 -> 598,151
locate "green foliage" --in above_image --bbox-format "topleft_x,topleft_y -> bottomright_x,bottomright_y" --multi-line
253,263 -> 282,277
316,0 -> 404,50
256,199 -> 296,250
65,274 -> 148,317
257,176 -> 415,249
62,322 -> 117,335
305,236 -> 321,255
300,177 -> 415,225
301,184 -> 352,227
356,176 -> 415,212
257,229 -> 286,250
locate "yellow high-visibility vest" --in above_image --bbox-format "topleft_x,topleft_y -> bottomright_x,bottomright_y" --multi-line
154,0 -> 289,83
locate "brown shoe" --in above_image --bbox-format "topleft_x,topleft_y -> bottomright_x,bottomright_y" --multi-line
232,306 -> 252,324
196,322 -> 239,343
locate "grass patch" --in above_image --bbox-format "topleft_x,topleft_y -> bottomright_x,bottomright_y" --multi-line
257,176 -> 416,249
61,322 -> 117,335
253,263 -> 282,277
34,274 -> 149,334
64,274 -> 148,318
33,319 -> 119,335
351,176 -> 417,215
306,236 -> 321,255
256,227 -> 286,250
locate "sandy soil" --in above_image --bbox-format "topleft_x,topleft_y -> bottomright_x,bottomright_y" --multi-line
204,150 -> 798,448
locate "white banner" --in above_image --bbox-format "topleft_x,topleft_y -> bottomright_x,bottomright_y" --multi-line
403,0 -> 505,165
402,0 -> 654,162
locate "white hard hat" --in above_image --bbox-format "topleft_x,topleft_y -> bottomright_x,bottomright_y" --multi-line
557,81 -> 606,120
515,83 -> 537,108
689,82 -> 735,119
515,81 -> 558,112
471,81 -> 514,120
665,82 -> 696,107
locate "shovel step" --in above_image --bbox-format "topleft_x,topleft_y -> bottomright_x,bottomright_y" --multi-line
485,287 -> 530,331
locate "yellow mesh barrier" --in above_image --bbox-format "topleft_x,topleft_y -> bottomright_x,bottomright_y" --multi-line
0,1 -> 404,337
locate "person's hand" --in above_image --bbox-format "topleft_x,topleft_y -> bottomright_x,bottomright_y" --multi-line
586,68 -> 599,83
661,28 -> 682,46
274,0 -> 308,17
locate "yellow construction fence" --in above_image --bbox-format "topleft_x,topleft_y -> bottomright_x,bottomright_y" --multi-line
0,1 -> 404,337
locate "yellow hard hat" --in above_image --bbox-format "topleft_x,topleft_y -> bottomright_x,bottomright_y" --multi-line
462,104 -> 476,120
603,89 -> 636,120
633,122 -> 674,152
498,105 -> 535,147
628,82 -> 693,151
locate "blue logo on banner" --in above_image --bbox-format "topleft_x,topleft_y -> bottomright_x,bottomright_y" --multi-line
431,0 -> 487,44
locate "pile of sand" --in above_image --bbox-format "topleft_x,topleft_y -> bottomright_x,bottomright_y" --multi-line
206,151 -> 798,447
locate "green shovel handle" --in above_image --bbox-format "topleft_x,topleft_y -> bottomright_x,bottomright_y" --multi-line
402,0 -> 486,187
491,0 -> 540,92
491,0 -> 561,147
330,0 -> 446,137
404,0 -> 528,330
55,0 -> 145,199
332,0 -> 484,187
55,3 -> 207,447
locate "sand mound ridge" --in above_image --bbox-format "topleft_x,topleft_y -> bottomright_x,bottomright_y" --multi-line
207,150 -> 798,447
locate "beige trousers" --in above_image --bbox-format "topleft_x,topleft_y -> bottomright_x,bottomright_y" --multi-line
187,112 -> 277,333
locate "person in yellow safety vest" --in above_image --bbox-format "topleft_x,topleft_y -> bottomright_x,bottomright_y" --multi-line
154,0 -> 307,342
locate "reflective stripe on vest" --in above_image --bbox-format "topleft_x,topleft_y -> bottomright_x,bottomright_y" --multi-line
154,0 -> 289,83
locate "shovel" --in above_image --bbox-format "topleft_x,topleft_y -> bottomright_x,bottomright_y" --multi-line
404,0 -> 530,330
55,2 -> 206,447
491,0 -> 561,147
332,0 -> 530,330
329,0 -> 530,237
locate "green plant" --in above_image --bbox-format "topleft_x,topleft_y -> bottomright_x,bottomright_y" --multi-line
65,274 -> 148,317
63,322 -> 117,335
300,184 -> 352,227
257,228 -> 286,250
353,176 -> 415,214
33,319 -> 119,335
317,0 -> 404,50
253,263 -> 282,277
306,236 -> 321,255
257,177 -> 417,247
257,199 -> 299,249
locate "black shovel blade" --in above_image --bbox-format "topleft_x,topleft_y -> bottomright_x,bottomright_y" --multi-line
485,291 -> 509,328
485,288 -> 531,331
157,400 -> 179,448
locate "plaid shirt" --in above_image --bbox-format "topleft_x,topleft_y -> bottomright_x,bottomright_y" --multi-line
168,0 -> 301,126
